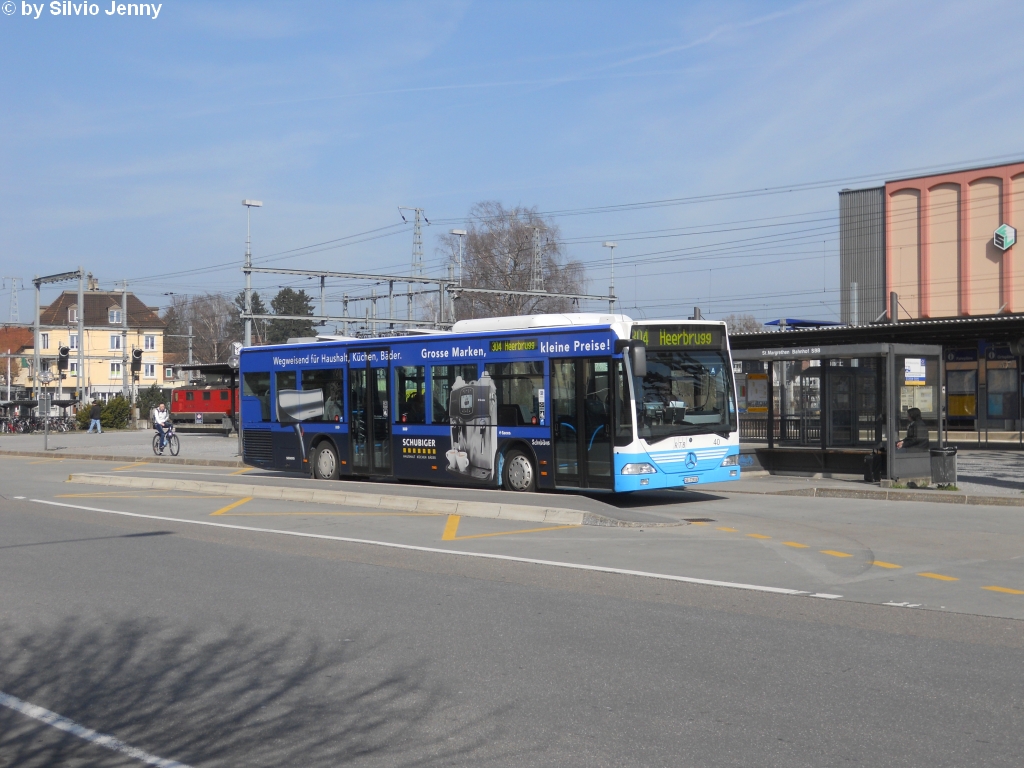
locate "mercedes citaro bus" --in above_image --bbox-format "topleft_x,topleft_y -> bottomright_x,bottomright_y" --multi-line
238,313 -> 740,493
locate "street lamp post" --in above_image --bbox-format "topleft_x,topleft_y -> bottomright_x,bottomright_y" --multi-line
450,230 -> 467,286
603,241 -> 617,312
242,200 -> 263,347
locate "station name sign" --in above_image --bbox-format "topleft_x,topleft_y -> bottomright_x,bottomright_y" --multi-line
489,338 -> 538,352
631,324 -> 722,350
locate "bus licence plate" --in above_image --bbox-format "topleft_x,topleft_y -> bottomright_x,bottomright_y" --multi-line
684,476 -> 699,484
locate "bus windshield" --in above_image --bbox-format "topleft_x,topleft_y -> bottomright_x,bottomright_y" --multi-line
635,350 -> 735,440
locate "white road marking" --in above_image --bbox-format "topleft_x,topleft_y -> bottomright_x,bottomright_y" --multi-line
0,690 -> 192,767
810,593 -> 843,599
13,496 -> 25,499
883,601 -> 922,608
30,498 -> 812,597
97,469 -> 237,477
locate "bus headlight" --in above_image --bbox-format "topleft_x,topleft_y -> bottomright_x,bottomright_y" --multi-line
720,454 -> 739,467
621,463 -> 657,475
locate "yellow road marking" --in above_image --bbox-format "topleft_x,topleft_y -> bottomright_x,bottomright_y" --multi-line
872,561 -> 902,569
229,467 -> 253,475
746,533 -> 771,539
918,572 -> 958,581
440,513 -> 576,541
783,542 -> 808,548
442,514 -> 461,540
983,586 -> 1024,595
688,521 -> 708,525
113,462 -> 149,471
821,550 -> 852,558
211,497 -> 253,516
717,527 -> 738,532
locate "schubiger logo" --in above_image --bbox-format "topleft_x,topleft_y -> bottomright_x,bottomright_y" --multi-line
8,2 -> 163,18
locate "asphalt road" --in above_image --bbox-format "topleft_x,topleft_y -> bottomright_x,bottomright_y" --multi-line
2,457 -> 1024,766
8,454 -> 1024,619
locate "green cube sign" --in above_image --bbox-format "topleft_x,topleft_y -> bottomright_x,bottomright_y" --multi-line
994,224 -> 1016,250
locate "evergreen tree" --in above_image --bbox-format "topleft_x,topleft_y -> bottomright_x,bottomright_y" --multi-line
267,288 -> 315,344
230,291 -> 268,345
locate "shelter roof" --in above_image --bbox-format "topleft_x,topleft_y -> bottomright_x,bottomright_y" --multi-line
178,362 -> 237,377
730,312 -> 1024,349
763,318 -> 842,328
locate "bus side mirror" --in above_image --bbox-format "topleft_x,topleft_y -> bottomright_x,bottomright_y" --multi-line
631,343 -> 647,378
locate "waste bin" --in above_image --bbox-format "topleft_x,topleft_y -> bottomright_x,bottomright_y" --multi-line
930,446 -> 957,486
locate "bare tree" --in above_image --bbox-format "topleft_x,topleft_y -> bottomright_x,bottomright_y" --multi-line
162,293 -> 237,363
721,313 -> 763,334
436,202 -> 587,321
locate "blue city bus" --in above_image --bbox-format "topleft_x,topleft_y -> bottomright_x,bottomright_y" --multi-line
238,313 -> 740,493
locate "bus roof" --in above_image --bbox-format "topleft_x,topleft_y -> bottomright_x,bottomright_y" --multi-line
244,313 -> 728,352
451,313 -> 632,333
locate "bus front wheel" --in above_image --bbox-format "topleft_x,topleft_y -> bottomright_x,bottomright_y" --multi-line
502,449 -> 536,493
312,442 -> 340,480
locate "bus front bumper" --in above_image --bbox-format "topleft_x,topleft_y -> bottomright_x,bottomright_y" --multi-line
615,455 -> 740,491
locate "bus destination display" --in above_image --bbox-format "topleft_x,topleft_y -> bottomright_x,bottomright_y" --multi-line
489,338 -> 538,352
631,324 -> 723,350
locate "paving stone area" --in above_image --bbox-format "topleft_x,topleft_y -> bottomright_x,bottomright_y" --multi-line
0,429 -> 241,461
955,450 -> 1024,497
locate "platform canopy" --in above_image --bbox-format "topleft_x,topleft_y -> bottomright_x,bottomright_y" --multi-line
176,363 -> 237,377
762,318 -> 842,328
731,311 -> 1024,349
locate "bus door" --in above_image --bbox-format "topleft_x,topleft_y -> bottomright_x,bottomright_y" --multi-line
349,348 -> 393,476
550,358 -> 613,489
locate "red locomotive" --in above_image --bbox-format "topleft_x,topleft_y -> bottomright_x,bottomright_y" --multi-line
170,365 -> 239,433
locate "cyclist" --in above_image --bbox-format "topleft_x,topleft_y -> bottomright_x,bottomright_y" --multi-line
153,402 -> 171,453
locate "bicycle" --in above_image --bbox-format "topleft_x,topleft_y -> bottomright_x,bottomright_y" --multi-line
152,423 -> 180,456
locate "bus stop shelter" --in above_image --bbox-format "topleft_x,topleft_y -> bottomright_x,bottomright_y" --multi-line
732,342 -> 944,482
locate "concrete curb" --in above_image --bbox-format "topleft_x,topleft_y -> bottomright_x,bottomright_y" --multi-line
64,473 -> 678,527
721,485 -> 1024,507
0,449 -> 244,468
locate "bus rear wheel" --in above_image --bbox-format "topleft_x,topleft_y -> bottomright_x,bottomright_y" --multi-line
502,449 -> 536,493
312,442 -> 340,480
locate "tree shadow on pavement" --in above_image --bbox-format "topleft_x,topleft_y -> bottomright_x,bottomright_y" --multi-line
0,616 -> 513,767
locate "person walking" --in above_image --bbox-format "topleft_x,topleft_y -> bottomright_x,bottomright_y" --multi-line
87,401 -> 103,434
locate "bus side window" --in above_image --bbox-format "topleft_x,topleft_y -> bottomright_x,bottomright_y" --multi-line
395,366 -> 426,423
301,369 -> 344,422
614,359 -> 633,446
274,371 -> 296,422
242,372 -> 271,422
431,365 -> 478,424
485,361 -> 544,426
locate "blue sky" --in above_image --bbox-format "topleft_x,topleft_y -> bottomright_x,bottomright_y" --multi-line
3,0 -> 1024,327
